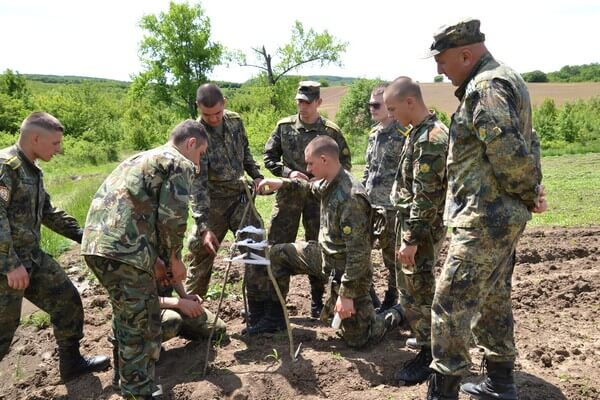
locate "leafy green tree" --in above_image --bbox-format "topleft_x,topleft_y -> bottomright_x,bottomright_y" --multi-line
233,21 -> 347,86
335,78 -> 382,137
522,70 -> 548,83
132,1 -> 222,118
0,69 -> 31,99
433,75 -> 444,83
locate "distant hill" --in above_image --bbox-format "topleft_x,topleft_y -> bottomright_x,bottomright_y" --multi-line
23,74 -> 242,89
303,75 -> 357,86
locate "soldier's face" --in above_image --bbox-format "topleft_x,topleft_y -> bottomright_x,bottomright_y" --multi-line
368,93 -> 387,123
198,101 -> 225,128
33,130 -> 63,162
304,151 -> 327,180
297,98 -> 321,123
434,48 -> 470,87
187,140 -> 208,167
383,93 -> 410,127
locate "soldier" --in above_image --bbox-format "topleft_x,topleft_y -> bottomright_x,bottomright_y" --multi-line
81,120 -> 208,400
363,83 -> 406,311
383,77 -> 448,386
264,81 -> 352,318
184,83 -> 271,333
258,136 -> 403,347
424,19 -> 547,400
0,112 -> 109,381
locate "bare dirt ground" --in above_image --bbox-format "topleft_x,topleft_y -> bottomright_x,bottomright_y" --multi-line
1,227 -> 599,400
321,83 -> 600,117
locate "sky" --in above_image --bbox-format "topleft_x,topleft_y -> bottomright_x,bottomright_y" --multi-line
1,0 -> 599,83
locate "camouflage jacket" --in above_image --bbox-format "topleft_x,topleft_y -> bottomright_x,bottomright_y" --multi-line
264,114 -> 352,178
281,168 -> 372,298
0,145 -> 82,274
191,110 -> 263,232
362,121 -> 406,209
445,52 -> 542,228
390,114 -> 448,245
81,144 -> 195,273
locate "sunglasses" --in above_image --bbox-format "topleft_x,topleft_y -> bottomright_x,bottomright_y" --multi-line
368,102 -> 381,110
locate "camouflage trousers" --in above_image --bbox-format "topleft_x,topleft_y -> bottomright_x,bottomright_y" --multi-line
161,305 -> 226,342
396,214 -> 445,347
269,241 -> 385,348
268,184 -> 320,244
186,193 -> 271,302
430,223 -> 525,376
0,252 -> 84,361
377,210 -> 399,292
84,255 -> 161,397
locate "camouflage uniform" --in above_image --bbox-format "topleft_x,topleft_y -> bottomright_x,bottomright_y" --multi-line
431,52 -> 542,376
185,110 -> 267,300
363,121 -> 406,298
0,145 -> 84,361
269,168 -> 388,348
81,144 -> 195,397
157,285 -> 226,342
390,114 -> 448,348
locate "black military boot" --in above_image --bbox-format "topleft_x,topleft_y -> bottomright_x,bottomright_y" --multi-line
395,346 -> 433,385
369,285 -> 382,310
246,300 -> 287,335
58,343 -> 110,382
460,360 -> 519,400
124,385 -> 164,400
379,288 -> 399,312
427,372 -> 461,400
309,278 -> 325,318
241,299 -> 267,334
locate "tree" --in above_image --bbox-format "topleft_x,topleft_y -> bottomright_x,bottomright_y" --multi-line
522,70 -> 548,83
335,78 -> 383,137
132,1 -> 222,118
0,69 -> 30,99
234,21 -> 347,86
433,75 -> 444,83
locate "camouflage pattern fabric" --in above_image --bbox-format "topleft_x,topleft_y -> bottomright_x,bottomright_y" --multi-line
0,253 -> 84,360
81,144 -> 195,273
264,114 -> 351,244
375,210 -> 398,292
431,224 -> 525,376
84,255 -> 161,397
390,114 -> 448,347
431,53 -> 541,376
0,145 -> 84,360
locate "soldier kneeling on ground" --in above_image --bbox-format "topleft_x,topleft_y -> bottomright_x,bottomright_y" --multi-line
256,136 -> 403,347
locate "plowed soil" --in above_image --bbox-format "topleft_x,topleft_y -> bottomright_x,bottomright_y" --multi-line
1,227 -> 599,400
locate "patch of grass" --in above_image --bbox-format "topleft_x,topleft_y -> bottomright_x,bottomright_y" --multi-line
21,311 -> 51,330
331,351 -> 343,361
264,348 -> 280,363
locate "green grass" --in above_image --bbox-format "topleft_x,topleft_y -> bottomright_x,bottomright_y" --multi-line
20,311 -> 51,330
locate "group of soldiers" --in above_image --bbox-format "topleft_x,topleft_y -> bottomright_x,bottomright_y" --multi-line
0,17 -> 548,400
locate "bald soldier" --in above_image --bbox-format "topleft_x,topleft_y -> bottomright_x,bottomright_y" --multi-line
383,77 -> 448,386
425,19 -> 547,400
264,81 -> 352,319
0,112 -> 109,381
82,120 -> 208,400
258,136 -> 403,347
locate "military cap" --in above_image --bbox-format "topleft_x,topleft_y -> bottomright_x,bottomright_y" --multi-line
425,18 -> 485,57
295,81 -> 321,102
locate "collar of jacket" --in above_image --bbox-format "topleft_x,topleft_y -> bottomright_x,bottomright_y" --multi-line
14,144 -> 42,173
454,51 -> 494,100
294,114 -> 324,131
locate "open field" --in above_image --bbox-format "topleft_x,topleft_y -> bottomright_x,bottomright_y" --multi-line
320,82 -> 600,117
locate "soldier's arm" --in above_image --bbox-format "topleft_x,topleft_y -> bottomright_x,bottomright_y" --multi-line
41,190 -> 83,243
240,121 -> 263,180
338,197 -> 371,298
362,137 -> 373,186
156,161 -> 195,264
0,166 -> 23,274
190,155 -> 209,233
264,126 -> 292,177
404,138 -> 447,244
473,79 -> 540,208
335,131 -> 352,172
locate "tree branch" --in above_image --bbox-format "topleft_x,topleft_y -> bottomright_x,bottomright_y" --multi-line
273,57 -> 321,82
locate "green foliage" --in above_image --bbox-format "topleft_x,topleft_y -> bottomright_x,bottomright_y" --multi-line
430,107 -> 450,127
522,70 -> 548,83
133,1 -> 222,118
335,78 -> 383,137
21,311 -> 51,330
0,69 -> 31,99
433,75 -> 444,83
547,63 -> 600,82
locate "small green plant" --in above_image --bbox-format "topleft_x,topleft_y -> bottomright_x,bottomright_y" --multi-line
205,282 -> 229,300
264,348 -> 280,363
21,311 -> 51,330
331,351 -> 343,361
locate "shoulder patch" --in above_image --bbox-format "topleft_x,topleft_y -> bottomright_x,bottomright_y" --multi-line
6,156 -> 21,170
323,118 -> 341,132
419,163 -> 430,173
342,225 -> 352,235
277,115 -> 296,126
0,185 -> 9,203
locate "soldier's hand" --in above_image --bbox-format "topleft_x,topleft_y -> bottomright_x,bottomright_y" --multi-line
177,298 -> 204,318
202,230 -> 220,255
397,242 -> 418,266
183,293 -> 204,304
257,178 -> 283,195
335,296 -> 355,320
7,265 -> 29,290
154,257 -> 170,287
169,258 -> 187,283
533,184 -> 548,214
289,171 -> 309,181
253,177 -> 264,191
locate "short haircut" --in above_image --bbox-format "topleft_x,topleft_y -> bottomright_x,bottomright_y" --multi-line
386,76 -> 423,102
20,112 -> 64,136
305,135 -> 339,159
170,120 -> 208,148
371,82 -> 389,97
196,83 -> 224,107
